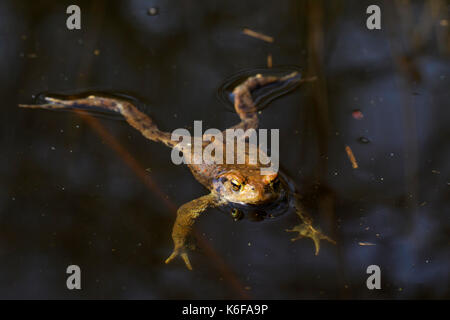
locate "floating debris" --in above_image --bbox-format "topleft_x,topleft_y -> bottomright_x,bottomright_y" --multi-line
147,7 -> 159,16
345,145 -> 358,169
358,242 -> 376,246
267,53 -> 273,68
431,169 -> 440,174
358,137 -> 371,144
94,49 -> 100,56
242,28 -> 274,43
352,109 -> 364,120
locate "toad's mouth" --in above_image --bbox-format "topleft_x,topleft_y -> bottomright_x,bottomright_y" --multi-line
221,188 -> 289,222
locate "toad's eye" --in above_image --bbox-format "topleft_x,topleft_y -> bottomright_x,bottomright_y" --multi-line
230,179 -> 242,191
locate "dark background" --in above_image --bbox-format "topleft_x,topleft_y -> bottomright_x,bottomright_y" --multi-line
0,0 -> 448,299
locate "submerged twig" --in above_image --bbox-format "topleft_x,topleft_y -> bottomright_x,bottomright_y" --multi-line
345,145 -> 358,169
242,28 -> 274,43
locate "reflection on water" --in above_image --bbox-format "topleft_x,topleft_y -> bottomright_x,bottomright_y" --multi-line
0,0 -> 449,299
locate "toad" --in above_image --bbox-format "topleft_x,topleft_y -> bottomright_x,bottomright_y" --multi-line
19,70 -> 335,270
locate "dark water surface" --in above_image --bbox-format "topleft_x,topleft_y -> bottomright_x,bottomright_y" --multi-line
1,0 -> 449,299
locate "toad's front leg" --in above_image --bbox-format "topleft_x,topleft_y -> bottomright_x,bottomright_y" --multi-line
286,194 -> 335,255
286,222 -> 335,255
165,192 -> 222,270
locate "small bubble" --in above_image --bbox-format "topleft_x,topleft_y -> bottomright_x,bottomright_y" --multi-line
51,146 -> 56,150
358,137 -> 370,144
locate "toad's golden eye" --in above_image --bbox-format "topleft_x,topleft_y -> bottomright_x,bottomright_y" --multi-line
230,179 -> 242,191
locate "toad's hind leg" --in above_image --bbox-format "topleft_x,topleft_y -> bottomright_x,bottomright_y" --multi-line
165,192 -> 222,270
230,71 -> 301,131
19,95 -> 177,148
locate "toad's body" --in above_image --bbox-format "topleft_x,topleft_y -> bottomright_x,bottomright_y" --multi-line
20,71 -> 334,270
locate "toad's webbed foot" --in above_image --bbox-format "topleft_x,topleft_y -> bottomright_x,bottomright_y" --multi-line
286,223 -> 335,255
165,246 -> 194,271
284,182 -> 335,255
230,71 -> 302,131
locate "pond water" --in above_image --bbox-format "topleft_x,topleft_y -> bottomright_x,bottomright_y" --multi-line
0,0 -> 449,299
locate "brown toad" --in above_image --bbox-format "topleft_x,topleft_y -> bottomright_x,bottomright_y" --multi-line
20,70 -> 334,270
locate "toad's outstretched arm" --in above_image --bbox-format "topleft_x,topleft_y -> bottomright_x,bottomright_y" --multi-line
19,95 -> 177,148
165,192 -> 223,270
